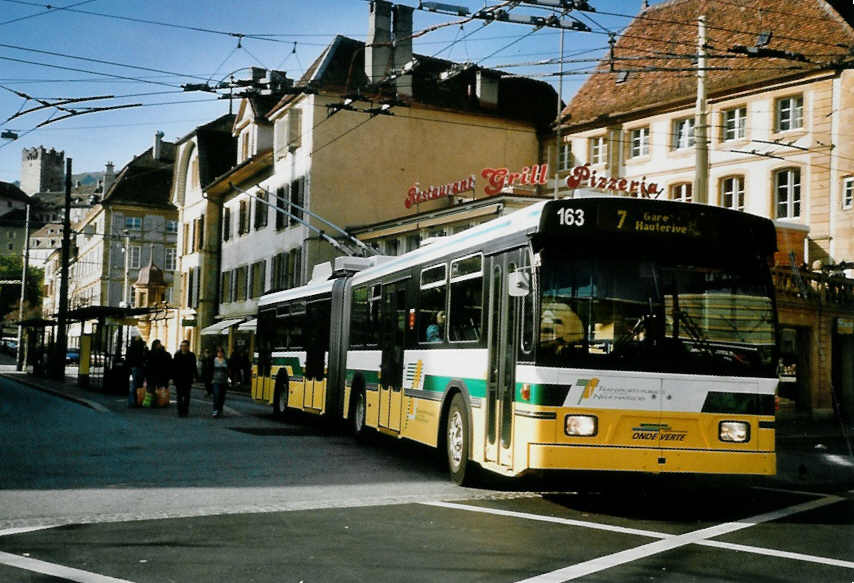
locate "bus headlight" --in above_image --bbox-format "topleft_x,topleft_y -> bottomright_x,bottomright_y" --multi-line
565,415 -> 597,437
719,421 -> 750,443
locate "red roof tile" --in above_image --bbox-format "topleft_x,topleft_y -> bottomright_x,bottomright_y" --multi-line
564,0 -> 854,128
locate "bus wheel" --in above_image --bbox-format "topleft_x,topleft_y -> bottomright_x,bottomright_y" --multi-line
446,393 -> 474,485
272,376 -> 289,420
351,389 -> 368,440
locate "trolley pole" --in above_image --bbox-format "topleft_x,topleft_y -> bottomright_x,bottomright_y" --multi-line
52,158 -> 72,380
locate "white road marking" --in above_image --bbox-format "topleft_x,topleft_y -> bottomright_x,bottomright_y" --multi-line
0,525 -> 57,537
424,496 -> 852,582
511,494 -> 847,582
422,501 -> 668,539
699,540 -> 854,570
0,550 -> 134,582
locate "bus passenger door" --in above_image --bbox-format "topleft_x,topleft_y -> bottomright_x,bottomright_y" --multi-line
379,279 -> 407,432
486,252 -> 521,469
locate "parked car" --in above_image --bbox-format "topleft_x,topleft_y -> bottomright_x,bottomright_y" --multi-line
66,347 -> 80,364
0,338 -> 17,355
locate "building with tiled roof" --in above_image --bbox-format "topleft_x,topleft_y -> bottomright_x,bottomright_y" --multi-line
188,1 -> 557,362
555,0 -> 854,419
62,133 -> 179,349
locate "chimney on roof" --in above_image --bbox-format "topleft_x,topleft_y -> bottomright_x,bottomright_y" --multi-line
153,130 -> 165,160
641,0 -> 649,9
476,70 -> 499,110
104,161 -> 115,193
393,4 -> 414,97
366,0 -> 392,85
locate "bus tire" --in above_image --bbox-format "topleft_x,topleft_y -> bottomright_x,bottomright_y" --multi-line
350,388 -> 368,441
272,375 -> 289,420
446,393 -> 475,486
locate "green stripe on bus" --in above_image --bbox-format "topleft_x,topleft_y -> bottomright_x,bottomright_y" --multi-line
272,356 -> 303,375
423,375 -> 487,398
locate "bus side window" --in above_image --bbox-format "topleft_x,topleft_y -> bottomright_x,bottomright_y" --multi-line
351,287 -> 369,347
368,285 -> 382,346
419,264 -> 447,343
449,254 -> 483,342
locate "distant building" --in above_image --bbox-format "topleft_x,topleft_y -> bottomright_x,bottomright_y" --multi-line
66,132 -> 179,349
20,146 -> 64,196
0,181 -> 29,256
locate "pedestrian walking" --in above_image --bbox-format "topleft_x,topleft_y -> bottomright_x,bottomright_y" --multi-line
172,340 -> 197,418
144,339 -> 171,408
211,346 -> 229,418
126,336 -> 147,408
200,347 -> 214,398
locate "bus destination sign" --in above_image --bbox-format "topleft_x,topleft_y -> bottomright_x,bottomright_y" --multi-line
542,199 -> 711,240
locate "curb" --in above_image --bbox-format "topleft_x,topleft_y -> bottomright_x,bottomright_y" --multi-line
0,373 -> 108,413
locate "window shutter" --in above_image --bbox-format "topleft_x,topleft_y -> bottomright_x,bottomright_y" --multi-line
288,109 -> 302,151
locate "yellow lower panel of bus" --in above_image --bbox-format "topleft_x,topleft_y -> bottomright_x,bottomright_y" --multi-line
527,443 -> 775,475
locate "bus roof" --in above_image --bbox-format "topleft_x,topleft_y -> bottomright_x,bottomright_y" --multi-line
258,197 -> 777,304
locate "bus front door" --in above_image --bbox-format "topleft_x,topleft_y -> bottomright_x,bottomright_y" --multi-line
485,252 -> 521,469
379,280 -> 407,432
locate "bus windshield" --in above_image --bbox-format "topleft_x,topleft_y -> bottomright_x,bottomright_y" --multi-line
537,250 -> 777,377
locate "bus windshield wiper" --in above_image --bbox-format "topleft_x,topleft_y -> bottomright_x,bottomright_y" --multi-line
672,309 -> 715,358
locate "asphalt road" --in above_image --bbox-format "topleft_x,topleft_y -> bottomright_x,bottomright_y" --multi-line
1,367 -> 852,582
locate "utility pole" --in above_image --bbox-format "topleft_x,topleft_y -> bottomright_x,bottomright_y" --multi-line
554,25 -> 565,199
15,201 -> 30,371
122,230 -> 130,308
52,158 -> 72,380
694,15 -> 709,204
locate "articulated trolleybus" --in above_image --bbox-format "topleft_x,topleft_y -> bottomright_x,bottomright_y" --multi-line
252,197 -> 779,484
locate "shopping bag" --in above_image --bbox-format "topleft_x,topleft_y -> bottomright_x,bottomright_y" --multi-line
155,386 -> 170,408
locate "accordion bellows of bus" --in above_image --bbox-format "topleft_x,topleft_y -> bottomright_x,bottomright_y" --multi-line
252,197 -> 779,485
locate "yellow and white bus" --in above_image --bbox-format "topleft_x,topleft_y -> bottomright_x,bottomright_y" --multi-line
253,197 -> 779,484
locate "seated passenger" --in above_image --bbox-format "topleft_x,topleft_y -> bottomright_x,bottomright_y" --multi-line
426,311 -> 445,342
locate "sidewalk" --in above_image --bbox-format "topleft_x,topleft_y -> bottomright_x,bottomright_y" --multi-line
2,366 -> 853,490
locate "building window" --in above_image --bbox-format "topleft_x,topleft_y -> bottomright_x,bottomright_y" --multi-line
164,247 -> 176,270
720,176 -> 745,211
722,106 -> 747,141
558,142 -> 572,170
384,238 -> 399,256
250,260 -> 266,298
125,216 -> 142,230
844,177 -> 854,210
221,271 -> 232,304
238,199 -> 249,235
588,136 -> 606,165
240,132 -> 250,162
129,245 -> 141,269
671,117 -> 695,150
775,167 -> 801,219
275,186 -> 287,230
272,248 -> 302,290
289,178 -> 305,227
183,223 -> 190,254
190,158 -> 200,189
196,215 -> 204,250
235,265 -> 248,301
776,95 -> 803,132
629,127 -> 649,158
223,207 -> 231,241
288,109 -> 303,151
254,190 -> 268,229
166,219 -> 178,234
670,182 -> 692,203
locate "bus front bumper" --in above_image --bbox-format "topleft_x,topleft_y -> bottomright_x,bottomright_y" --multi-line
527,444 -> 776,476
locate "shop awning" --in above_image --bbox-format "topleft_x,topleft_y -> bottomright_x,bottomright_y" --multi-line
237,318 -> 257,332
200,318 -> 244,335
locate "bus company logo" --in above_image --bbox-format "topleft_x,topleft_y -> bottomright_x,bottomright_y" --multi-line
575,378 -> 599,404
631,423 -> 687,441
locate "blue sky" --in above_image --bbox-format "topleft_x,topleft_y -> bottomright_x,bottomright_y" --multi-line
0,0 -> 652,184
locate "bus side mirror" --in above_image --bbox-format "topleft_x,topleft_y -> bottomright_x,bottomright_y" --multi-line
508,271 -> 530,297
